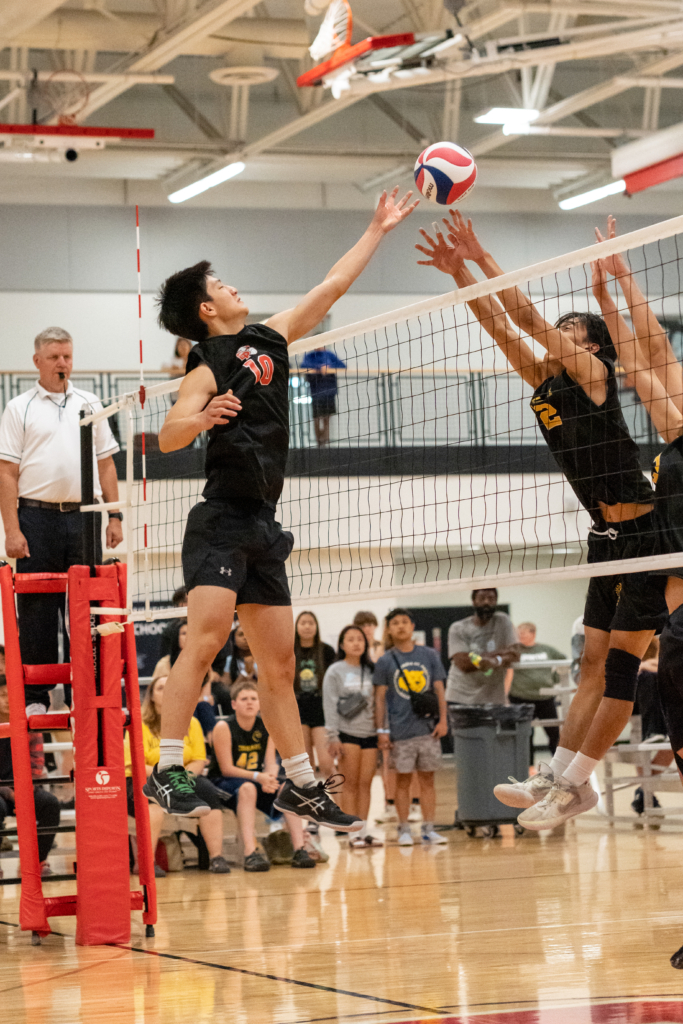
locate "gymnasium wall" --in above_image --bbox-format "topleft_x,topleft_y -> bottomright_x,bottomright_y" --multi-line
0,205 -> 665,371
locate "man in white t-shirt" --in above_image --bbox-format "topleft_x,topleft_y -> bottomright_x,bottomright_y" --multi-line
0,327 -> 121,712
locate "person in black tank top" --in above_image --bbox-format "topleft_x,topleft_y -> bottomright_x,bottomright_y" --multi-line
416,211 -> 668,831
141,187 -> 419,828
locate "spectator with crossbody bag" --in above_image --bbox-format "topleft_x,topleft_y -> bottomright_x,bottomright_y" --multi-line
323,625 -> 383,848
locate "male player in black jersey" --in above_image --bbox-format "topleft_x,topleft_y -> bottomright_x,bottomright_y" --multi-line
143,187 -> 418,829
416,212 -> 667,830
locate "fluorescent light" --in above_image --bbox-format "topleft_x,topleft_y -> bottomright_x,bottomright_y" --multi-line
475,106 -> 539,125
168,161 -> 246,203
558,179 -> 626,210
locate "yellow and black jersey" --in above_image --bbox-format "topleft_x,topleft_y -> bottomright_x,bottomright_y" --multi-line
531,357 -> 653,519
652,438 -> 683,556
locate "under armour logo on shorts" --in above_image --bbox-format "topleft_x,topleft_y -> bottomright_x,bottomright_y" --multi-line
219,567 -> 232,576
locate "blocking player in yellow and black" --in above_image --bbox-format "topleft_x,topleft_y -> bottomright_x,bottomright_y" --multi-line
208,680 -> 316,871
416,212 -> 668,830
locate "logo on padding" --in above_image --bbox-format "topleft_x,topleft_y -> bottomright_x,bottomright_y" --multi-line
95,770 -> 110,785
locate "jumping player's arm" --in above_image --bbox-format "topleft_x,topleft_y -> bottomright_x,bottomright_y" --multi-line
265,187 -> 419,345
445,210 -> 607,404
158,362 -> 242,453
596,215 -> 683,413
416,225 -> 546,389
592,260 -> 682,442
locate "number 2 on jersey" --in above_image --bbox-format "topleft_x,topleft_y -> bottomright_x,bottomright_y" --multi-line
532,400 -> 562,430
244,355 -> 274,386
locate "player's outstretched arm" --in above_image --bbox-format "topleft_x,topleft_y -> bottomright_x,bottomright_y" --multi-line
265,187 -> 419,344
592,259 -> 682,441
444,211 -> 606,401
415,225 -> 543,388
596,215 -> 683,413
158,363 -> 242,453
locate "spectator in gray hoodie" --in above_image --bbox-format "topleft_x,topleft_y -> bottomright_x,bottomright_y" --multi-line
323,625 -> 382,848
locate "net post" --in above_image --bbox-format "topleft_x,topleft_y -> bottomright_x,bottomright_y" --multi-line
79,411 -> 97,570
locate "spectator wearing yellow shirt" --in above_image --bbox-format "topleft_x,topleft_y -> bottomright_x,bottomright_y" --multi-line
125,676 -> 230,876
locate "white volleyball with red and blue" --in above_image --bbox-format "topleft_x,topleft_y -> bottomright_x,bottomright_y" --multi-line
414,141 -> 477,205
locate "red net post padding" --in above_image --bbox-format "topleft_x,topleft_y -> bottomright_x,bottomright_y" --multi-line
69,564 -> 131,945
122,614 -> 157,928
0,564 -> 49,934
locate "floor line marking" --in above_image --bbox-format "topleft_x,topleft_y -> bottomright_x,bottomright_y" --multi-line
117,943 -> 445,1016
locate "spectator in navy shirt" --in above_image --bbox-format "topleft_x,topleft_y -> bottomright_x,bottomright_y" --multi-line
300,346 -> 346,447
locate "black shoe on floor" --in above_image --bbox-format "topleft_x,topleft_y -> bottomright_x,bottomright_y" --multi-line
273,776 -> 362,833
631,786 -> 662,816
291,847 -> 316,869
154,864 -> 166,878
142,764 -> 211,817
208,855 -> 231,874
244,850 -> 270,873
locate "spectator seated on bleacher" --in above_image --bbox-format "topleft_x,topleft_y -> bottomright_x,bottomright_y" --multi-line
0,675 -> 60,878
124,675 -> 230,877
208,681 -> 315,872
509,622 -> 565,759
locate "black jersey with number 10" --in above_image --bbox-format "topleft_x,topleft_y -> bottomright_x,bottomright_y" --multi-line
185,322 -> 290,503
530,358 -> 653,520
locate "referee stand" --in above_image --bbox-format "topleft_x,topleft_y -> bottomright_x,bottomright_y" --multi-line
0,419 -> 156,944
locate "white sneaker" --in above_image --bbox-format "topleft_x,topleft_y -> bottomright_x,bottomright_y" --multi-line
376,805 -> 398,824
408,803 -> 422,822
397,830 -> 414,846
421,829 -> 448,844
26,703 -> 48,719
494,763 -> 554,808
517,777 -> 599,831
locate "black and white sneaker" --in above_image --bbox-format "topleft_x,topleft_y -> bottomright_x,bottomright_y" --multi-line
273,775 -> 363,833
142,764 -> 211,817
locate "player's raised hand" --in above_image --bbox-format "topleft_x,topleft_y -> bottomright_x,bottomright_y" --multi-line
590,258 -> 609,301
373,186 -> 420,233
200,389 -> 242,430
445,209 -> 487,262
415,224 -> 463,275
595,215 -> 630,279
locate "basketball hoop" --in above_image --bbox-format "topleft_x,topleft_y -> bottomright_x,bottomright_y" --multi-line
309,0 -> 353,62
38,70 -> 91,125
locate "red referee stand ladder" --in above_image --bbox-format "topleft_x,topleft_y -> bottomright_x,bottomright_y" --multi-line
0,559 -> 157,944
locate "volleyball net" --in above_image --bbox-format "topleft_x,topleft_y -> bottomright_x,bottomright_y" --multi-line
82,213 -> 683,618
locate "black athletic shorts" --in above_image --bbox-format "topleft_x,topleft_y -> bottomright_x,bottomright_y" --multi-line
583,512 -> 668,633
338,731 -> 378,749
182,498 -> 293,606
311,395 -> 337,418
297,691 -> 326,729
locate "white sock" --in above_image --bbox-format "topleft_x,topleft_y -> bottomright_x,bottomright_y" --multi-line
158,739 -> 185,772
562,752 -> 598,788
549,746 -> 575,779
358,821 -> 368,838
282,753 -> 316,789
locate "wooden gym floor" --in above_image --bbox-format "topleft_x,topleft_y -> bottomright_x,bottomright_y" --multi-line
3,764 -> 683,1024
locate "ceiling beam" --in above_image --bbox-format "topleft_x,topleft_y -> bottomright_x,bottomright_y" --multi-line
0,0 -> 65,42
69,0 -> 263,123
470,48 -> 683,157
162,84 -> 224,140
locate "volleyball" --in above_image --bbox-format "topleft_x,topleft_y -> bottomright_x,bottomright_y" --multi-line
413,141 -> 477,205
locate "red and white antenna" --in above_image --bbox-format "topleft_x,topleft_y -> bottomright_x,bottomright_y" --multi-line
135,206 -> 150,617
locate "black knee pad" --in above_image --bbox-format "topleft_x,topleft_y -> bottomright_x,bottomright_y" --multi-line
603,647 -> 641,702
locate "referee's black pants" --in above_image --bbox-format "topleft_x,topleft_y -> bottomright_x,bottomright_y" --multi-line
15,506 -> 101,708
508,694 -> 560,762
0,786 -> 61,863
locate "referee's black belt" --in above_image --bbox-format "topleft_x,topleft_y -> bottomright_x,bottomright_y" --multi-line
19,497 -> 81,513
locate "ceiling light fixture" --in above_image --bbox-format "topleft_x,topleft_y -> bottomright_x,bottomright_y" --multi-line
474,106 -> 539,126
168,161 -> 246,204
558,179 -> 626,210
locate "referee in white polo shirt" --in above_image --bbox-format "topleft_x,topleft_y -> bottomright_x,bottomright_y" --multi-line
0,327 -> 122,713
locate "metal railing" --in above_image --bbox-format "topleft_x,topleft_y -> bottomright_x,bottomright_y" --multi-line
0,367 -> 662,450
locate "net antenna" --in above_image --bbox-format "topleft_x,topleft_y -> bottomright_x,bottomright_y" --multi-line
309,0 -> 354,62
38,70 -> 91,125
135,205 -> 150,620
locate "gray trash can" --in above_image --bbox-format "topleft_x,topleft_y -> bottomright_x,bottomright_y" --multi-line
449,703 -> 535,832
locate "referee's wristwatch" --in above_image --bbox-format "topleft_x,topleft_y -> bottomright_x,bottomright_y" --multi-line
108,512 -> 123,521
